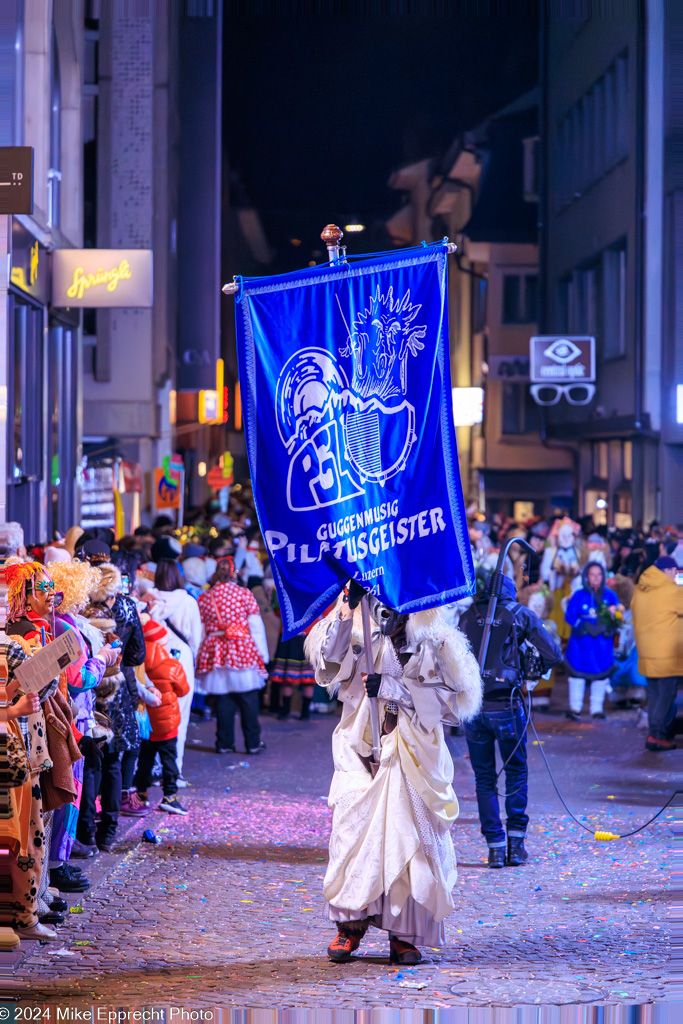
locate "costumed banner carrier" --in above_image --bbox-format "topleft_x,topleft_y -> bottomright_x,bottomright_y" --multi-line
234,241 -> 475,638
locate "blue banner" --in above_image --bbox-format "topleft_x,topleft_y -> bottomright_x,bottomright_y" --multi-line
235,243 -> 475,638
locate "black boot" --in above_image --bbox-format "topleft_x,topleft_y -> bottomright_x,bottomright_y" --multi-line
277,695 -> 291,720
39,911 -> 65,926
389,937 -> 422,965
268,682 -> 281,716
49,865 -> 90,893
506,836 -> 528,866
300,696 -> 312,721
488,846 -> 506,869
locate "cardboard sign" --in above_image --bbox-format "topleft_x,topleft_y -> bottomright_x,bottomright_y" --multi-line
121,461 -> 142,494
154,468 -> 181,510
206,466 -> 233,489
206,452 -> 233,490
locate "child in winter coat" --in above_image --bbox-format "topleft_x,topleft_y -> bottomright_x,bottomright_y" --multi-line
134,618 -> 190,814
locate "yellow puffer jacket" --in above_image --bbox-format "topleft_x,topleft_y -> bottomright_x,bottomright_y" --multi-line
631,566 -> 683,678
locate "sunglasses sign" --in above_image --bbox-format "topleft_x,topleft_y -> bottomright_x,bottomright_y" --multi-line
529,335 -> 596,406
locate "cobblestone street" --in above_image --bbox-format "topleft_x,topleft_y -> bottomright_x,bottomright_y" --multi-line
4,703 -> 674,1010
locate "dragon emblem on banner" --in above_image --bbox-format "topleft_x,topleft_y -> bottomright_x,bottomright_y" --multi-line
276,288 -> 427,512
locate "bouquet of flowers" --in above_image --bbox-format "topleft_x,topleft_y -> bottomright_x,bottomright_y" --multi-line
595,602 -> 623,635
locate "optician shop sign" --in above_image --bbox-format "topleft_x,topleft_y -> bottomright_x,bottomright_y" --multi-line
529,336 -> 595,383
529,335 -> 596,407
51,249 -> 153,307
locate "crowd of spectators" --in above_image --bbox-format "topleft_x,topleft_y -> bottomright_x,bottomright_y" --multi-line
0,494 -> 679,945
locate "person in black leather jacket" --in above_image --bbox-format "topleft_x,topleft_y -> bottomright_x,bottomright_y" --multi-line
459,575 -> 562,869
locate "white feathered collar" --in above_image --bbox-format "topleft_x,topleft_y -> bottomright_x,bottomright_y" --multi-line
306,598 -> 483,722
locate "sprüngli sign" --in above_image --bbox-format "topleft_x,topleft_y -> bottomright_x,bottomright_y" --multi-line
51,249 -> 153,307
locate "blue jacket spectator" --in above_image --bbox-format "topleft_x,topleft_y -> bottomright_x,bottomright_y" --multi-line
565,562 -> 619,679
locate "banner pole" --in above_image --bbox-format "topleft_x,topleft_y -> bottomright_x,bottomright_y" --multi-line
177,466 -> 185,530
321,224 -> 381,771
360,594 -> 382,769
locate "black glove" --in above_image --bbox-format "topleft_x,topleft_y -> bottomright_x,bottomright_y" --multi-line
78,734 -> 104,766
364,673 -> 381,698
345,579 -> 366,610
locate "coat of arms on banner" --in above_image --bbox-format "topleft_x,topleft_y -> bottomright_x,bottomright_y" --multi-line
276,287 -> 425,512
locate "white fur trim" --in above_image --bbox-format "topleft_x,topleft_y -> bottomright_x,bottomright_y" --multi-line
305,600 -> 482,722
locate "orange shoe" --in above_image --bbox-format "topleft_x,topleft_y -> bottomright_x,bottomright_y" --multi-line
389,937 -> 422,965
646,735 -> 677,752
327,928 -> 364,962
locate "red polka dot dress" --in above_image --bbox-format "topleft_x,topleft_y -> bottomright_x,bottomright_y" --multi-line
196,582 -> 267,694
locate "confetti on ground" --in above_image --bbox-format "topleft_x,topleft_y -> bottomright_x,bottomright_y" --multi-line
12,711 -> 670,1009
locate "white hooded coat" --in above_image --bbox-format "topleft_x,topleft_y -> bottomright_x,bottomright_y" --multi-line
146,586 -> 202,774
305,601 -> 482,944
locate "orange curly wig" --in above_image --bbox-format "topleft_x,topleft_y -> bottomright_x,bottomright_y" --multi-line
5,561 -> 52,621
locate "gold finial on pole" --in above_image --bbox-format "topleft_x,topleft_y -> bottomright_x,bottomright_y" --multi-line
321,224 -> 344,263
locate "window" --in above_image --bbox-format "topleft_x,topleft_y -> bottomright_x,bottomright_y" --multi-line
8,297 -> 45,542
83,26 -> 99,248
502,382 -> 541,435
472,277 -> 487,334
581,91 -> 594,187
615,54 -> 629,158
622,440 -> 633,481
555,51 -> 629,210
49,23 -> 61,228
557,278 -> 569,333
615,491 -> 632,521
556,241 -> 627,360
592,441 -> 608,480
49,323 -> 79,533
602,246 -> 626,358
502,273 -> 538,324
523,136 -> 539,201
568,264 -> 598,335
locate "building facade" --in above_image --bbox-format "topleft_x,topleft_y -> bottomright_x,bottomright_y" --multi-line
80,2 -> 226,531
0,0 -> 85,541
1,2 -> 245,537
387,93 -> 573,518
80,4 -> 179,530
540,4 -> 682,529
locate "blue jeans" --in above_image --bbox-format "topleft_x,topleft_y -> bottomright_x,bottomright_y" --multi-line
465,704 -> 529,847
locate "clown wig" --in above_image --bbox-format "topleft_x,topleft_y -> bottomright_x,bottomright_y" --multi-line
89,562 -> 122,603
47,560 -> 102,615
5,561 -> 52,621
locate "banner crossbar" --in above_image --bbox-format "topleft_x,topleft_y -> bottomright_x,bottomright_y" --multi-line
222,238 -> 457,295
